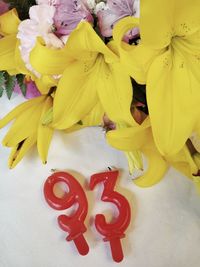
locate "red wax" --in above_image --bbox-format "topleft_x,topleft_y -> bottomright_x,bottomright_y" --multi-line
44,171 -> 89,256
89,170 -> 131,262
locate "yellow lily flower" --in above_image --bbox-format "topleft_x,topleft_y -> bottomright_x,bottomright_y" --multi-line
0,8 -> 20,36
113,0 -> 200,156
0,9 -> 57,94
0,9 -> 20,74
106,117 -> 169,187
30,21 -> 138,129
106,116 -> 200,188
0,95 -> 54,168
62,101 -> 104,133
29,21 -> 144,171
166,147 -> 198,180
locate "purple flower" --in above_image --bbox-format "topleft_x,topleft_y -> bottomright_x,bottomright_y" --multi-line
53,0 -> 93,36
97,0 -> 139,41
0,0 -> 9,15
14,79 -> 41,99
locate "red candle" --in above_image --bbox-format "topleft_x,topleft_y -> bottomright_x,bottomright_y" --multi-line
44,171 -> 89,256
89,170 -> 131,262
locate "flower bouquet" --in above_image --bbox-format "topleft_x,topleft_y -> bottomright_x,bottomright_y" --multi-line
0,0 -> 200,190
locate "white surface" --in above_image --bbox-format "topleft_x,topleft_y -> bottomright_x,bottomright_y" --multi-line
0,95 -> 200,267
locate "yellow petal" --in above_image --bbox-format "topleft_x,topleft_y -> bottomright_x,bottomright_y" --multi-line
140,0 -> 200,48
192,153 -> 200,194
37,96 -> 54,164
30,22 -> 118,76
63,124 -> 85,134
97,61 -> 134,126
0,9 -> 20,35
140,0 -> 173,48
106,119 -> 151,151
35,75 -> 57,94
8,135 -> 36,169
42,107 -> 53,126
147,48 -> 200,156
193,152 -> 200,169
66,21 -> 118,64
0,95 -> 45,128
106,122 -> 168,187
30,37 -> 73,75
0,34 -> 17,71
133,148 -> 168,188
124,151 -> 143,174
52,56 -> 103,129
3,99 -> 44,147
113,17 -> 139,48
81,101 -> 104,126
174,0 -> 200,38
166,146 -> 198,179
113,17 -> 161,84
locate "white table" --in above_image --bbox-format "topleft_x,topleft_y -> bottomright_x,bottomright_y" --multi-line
0,95 -> 200,267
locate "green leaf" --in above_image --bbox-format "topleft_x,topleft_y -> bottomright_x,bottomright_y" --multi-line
4,73 -> 16,100
0,72 -> 5,97
0,72 -> 5,87
16,74 -> 26,96
0,88 -> 4,97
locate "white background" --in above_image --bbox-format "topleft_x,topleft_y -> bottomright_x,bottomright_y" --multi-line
0,95 -> 200,267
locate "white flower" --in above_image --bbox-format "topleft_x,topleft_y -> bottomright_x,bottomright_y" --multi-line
36,0 -> 58,5
17,4 -> 64,77
95,2 -> 108,14
86,0 -> 96,10
134,0 -> 140,17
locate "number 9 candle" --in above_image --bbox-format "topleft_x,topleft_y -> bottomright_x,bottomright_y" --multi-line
43,171 -> 89,256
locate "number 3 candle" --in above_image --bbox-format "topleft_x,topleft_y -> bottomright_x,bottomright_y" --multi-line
89,170 -> 131,262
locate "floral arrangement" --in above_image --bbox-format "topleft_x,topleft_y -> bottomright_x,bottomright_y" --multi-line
0,0 -> 200,190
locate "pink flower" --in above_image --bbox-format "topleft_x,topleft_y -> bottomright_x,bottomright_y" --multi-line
0,0 -> 9,15
17,4 -> 63,77
14,80 -> 41,99
97,0 -> 139,41
53,0 -> 93,36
